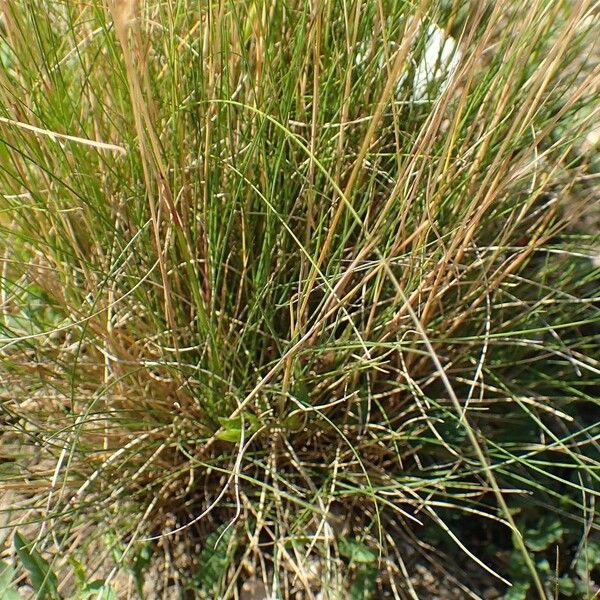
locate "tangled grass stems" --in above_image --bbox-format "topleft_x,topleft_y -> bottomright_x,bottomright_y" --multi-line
0,0 -> 599,598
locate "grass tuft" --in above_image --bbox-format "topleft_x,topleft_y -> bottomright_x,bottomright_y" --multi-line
0,1 -> 599,598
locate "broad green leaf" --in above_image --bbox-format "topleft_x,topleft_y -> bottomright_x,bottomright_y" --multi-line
217,416 -> 242,429
244,413 -> 261,433
68,557 -> 86,586
0,559 -> 14,589
132,543 -> 153,575
282,412 -> 303,431
338,538 -> 377,564
130,543 -> 153,598
195,524 -> 235,593
575,541 -> 600,579
349,564 -> 377,600
524,516 -> 563,552
291,383 -> 309,405
79,580 -> 117,600
105,532 -> 123,565
558,577 -> 576,597
507,550 -> 530,580
216,428 -> 242,443
218,412 -> 260,434
0,560 -> 22,600
14,532 -> 60,600
502,581 -> 529,600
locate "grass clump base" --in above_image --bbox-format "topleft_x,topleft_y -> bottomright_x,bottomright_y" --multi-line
0,0 -> 599,598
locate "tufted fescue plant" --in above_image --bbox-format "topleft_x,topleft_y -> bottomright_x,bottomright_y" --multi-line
0,0 -> 599,597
